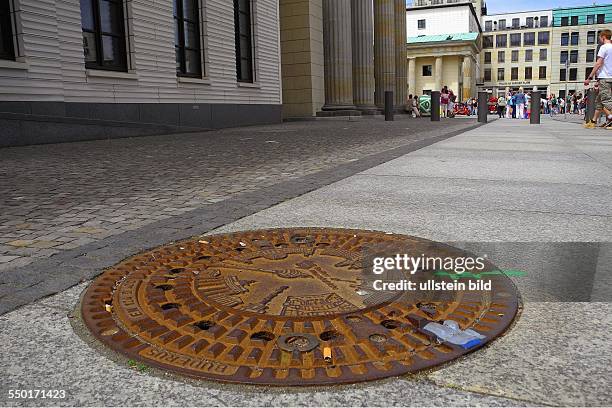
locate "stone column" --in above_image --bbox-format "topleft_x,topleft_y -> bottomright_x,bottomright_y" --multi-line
374,0 -> 395,108
352,0 -> 377,113
408,57 -> 416,96
321,0 -> 356,111
394,0 -> 407,109
462,55 -> 472,101
434,56 -> 443,92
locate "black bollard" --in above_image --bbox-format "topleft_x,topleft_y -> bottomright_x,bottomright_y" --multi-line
430,91 -> 440,122
586,88 -> 596,123
530,91 -> 541,124
477,91 -> 488,123
385,91 -> 394,121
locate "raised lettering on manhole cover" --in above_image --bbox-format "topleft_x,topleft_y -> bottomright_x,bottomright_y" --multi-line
81,228 -> 519,386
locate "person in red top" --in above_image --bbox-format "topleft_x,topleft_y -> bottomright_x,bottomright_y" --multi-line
441,86 -> 450,118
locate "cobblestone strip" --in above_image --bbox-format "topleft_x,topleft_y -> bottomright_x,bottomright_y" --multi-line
0,122 -> 482,315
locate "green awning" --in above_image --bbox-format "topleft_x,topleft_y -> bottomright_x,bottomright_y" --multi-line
407,32 -> 479,44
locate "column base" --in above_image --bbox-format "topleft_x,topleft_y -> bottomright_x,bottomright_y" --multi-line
356,105 -> 381,115
317,104 -> 362,117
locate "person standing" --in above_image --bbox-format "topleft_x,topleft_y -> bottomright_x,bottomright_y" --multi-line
497,95 -> 506,118
507,92 -> 514,118
585,29 -> 612,128
448,89 -> 456,117
440,86 -> 450,118
408,94 -> 421,118
515,88 -> 526,119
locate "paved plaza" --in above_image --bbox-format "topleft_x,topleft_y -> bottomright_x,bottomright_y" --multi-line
1,117 -> 611,406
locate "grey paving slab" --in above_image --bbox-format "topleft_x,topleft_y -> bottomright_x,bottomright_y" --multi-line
0,287 -> 527,407
428,302 -> 612,407
362,155 -> 612,186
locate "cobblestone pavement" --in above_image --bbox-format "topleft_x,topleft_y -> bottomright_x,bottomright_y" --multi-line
0,116 -> 477,272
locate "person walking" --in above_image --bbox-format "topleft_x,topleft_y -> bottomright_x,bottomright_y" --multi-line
497,95 -> 506,118
585,29 -> 612,128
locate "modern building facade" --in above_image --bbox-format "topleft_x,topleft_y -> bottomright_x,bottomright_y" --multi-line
550,4 -> 612,98
480,10 -> 553,97
406,0 -> 483,101
0,0 -> 282,146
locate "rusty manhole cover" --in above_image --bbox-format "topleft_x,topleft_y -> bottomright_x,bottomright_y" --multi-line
81,228 -> 519,386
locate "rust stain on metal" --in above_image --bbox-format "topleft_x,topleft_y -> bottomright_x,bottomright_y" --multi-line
81,228 -> 519,386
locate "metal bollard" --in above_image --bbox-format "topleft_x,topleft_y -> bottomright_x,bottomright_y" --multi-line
477,92 -> 488,123
530,91 -> 541,124
586,88 -> 596,123
430,91 -> 440,122
385,91 -> 394,121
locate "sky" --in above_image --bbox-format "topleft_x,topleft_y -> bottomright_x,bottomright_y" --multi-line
483,0 -> 599,14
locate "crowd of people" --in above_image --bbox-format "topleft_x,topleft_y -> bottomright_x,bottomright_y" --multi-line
492,90 -> 587,119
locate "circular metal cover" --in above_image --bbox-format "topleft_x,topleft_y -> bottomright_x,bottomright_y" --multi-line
81,228 -> 519,386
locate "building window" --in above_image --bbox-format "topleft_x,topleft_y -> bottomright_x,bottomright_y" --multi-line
418,19 -> 426,29
597,14 -> 605,24
496,34 -> 507,47
569,68 -> 577,81
539,48 -> 547,61
560,51 -> 568,64
234,0 -> 254,83
511,67 -> 518,80
512,18 -> 519,29
484,68 -> 491,81
498,50 -> 505,62
422,65 -> 432,76
511,50 -> 518,62
570,32 -> 579,45
485,21 -> 492,31
526,17 -> 534,28
524,32 -> 535,46
540,16 -> 548,27
510,33 -> 521,47
0,0 -> 15,60
539,66 -> 547,79
585,67 -> 591,80
174,0 -> 203,78
498,19 -> 506,30
587,15 -> 595,25
560,16 -> 569,26
497,68 -> 504,81
570,16 -> 578,25
483,35 -> 493,48
80,0 -> 128,71
587,49 -> 595,63
560,68 -> 566,81
525,49 -> 533,62
525,67 -> 532,80
538,31 -> 549,45
569,50 -> 578,64
587,31 -> 596,44
561,33 -> 569,46
484,52 -> 491,64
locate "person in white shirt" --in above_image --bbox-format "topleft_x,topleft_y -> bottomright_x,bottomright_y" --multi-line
585,29 -> 612,128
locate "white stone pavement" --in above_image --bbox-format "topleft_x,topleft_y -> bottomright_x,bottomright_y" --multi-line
1,117 -> 611,407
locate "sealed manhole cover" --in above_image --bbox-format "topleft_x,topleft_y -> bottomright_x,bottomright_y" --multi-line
81,228 -> 519,386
